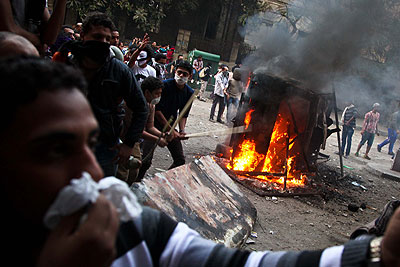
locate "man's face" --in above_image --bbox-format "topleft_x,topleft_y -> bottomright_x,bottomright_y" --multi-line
145,88 -> 162,103
176,67 -> 191,79
178,56 -> 183,61
75,23 -> 82,32
64,28 -> 75,40
111,31 -> 119,46
0,89 -> 103,224
158,58 -> 167,64
198,57 -> 202,61
82,25 -> 112,43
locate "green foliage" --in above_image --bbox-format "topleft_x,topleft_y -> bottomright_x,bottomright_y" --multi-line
67,0 -> 199,32
239,0 -> 277,25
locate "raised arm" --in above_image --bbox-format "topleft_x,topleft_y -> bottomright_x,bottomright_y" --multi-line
0,0 -> 41,47
40,0 -> 67,46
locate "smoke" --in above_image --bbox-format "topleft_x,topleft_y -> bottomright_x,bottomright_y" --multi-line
242,0 -> 400,115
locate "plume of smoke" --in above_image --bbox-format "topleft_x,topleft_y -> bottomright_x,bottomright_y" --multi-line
242,0 -> 400,115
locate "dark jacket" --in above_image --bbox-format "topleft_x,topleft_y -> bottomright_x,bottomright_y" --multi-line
85,57 -> 148,147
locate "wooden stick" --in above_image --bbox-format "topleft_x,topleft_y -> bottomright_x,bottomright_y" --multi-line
142,116 -> 174,163
332,85 -> 344,178
185,125 -> 252,138
168,89 -> 198,135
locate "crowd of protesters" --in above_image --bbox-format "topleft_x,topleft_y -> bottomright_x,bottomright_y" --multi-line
2,3 -> 400,266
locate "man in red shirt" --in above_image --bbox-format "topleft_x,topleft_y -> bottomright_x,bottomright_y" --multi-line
355,103 -> 380,160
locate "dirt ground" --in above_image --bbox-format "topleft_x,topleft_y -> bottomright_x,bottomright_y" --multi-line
145,96 -> 400,251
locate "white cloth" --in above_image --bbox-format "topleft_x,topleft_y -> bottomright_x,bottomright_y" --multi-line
43,172 -> 142,229
132,62 -> 156,84
340,104 -> 354,125
213,72 -> 228,97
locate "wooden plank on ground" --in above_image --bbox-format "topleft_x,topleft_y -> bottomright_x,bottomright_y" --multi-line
132,155 -> 257,248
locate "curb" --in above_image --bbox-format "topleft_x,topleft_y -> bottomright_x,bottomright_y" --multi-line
366,162 -> 400,182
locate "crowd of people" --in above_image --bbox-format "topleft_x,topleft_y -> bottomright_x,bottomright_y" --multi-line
340,101 -> 400,160
1,1 -> 400,266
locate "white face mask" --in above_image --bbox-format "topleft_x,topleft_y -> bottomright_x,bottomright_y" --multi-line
138,59 -> 147,67
151,96 -> 161,105
175,73 -> 188,86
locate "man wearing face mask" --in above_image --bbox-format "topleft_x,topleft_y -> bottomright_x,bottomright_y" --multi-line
60,12 -> 148,177
136,61 -> 194,177
128,33 -> 156,84
136,77 -> 170,181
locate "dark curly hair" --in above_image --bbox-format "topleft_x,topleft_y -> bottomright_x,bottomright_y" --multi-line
176,60 -> 193,74
82,12 -> 115,35
0,56 -> 87,132
141,76 -> 164,93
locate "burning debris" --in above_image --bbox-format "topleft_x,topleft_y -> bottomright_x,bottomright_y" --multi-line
215,73 -> 334,196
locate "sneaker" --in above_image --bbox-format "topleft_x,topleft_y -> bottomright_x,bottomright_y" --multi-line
364,155 -> 371,160
209,118 -> 215,122
377,145 -> 382,152
389,151 -> 395,156
216,119 -> 224,124
343,155 -> 348,159
355,152 -> 359,157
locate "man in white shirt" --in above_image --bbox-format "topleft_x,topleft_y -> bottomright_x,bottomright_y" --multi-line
209,65 -> 229,123
128,33 -> 156,84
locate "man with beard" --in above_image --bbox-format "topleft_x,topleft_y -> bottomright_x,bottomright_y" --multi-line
60,12 -> 148,177
109,29 -> 124,61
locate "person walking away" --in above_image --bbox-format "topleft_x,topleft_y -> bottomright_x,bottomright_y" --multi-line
355,103 -> 380,160
377,101 -> 400,156
225,68 -> 244,126
340,101 -> 358,158
198,63 -> 212,101
209,65 -> 228,124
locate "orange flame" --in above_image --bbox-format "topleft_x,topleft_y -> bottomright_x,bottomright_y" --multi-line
227,110 -> 307,188
244,109 -> 255,130
245,76 -> 251,90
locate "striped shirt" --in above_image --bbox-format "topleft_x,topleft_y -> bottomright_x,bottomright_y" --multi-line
112,206 -> 373,267
341,105 -> 357,128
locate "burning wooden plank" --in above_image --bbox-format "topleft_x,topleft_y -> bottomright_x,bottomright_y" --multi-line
132,156 -> 257,248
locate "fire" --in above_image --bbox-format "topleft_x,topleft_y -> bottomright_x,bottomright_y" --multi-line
227,139 -> 264,171
244,109 -> 254,129
227,110 -> 307,188
245,76 -> 251,91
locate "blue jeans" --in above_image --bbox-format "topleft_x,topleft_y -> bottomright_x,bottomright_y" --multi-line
95,142 -> 118,177
341,125 -> 354,156
227,97 -> 239,123
378,128 -> 398,153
